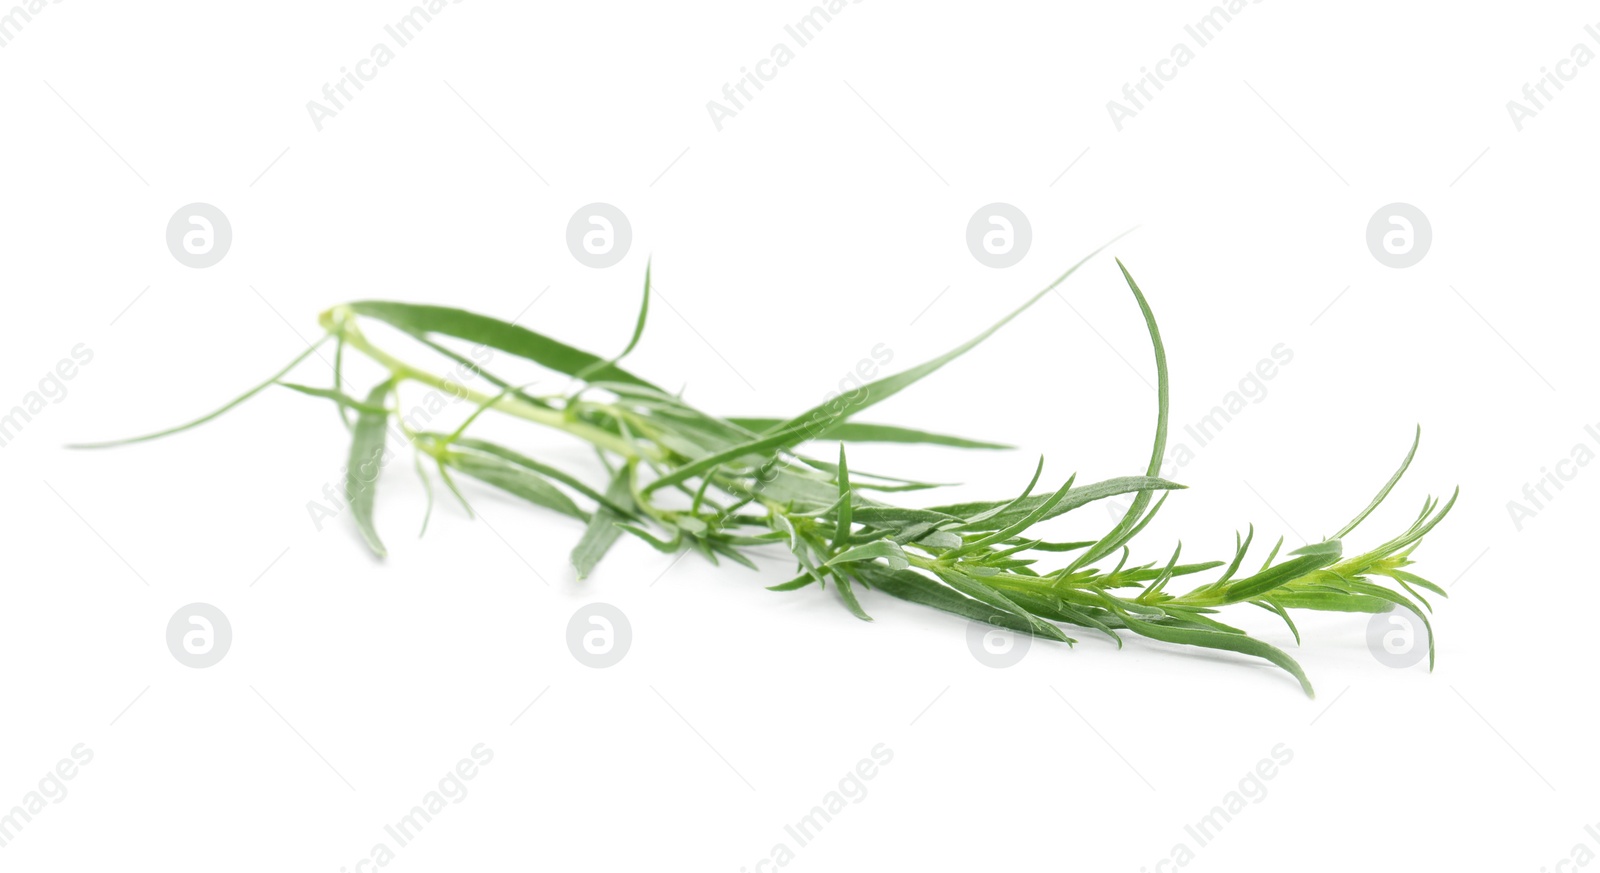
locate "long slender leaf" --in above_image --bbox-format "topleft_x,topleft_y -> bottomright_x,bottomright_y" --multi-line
1119,614 -> 1314,697
572,467 -> 634,579
1331,426 -> 1422,540
832,570 -> 873,621
1069,260 -> 1170,571
643,232 -> 1133,494
575,261 -> 651,383
449,438 -> 633,518
346,379 -> 396,558
277,381 -> 388,414
68,338 -> 331,448
346,301 -> 659,389
1220,540 -> 1343,603
858,566 -> 1052,638
825,540 -> 909,570
833,444 -> 854,547
928,475 -> 1183,531
450,454 -> 589,522
726,418 -> 1011,450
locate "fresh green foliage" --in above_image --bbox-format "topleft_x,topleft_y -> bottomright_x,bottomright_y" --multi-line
73,247 -> 1457,696
346,379 -> 396,557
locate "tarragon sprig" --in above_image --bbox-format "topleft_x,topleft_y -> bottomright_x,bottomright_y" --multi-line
72,244 -> 1455,696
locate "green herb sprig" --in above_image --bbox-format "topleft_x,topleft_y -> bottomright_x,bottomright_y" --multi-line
74,245 -> 1455,696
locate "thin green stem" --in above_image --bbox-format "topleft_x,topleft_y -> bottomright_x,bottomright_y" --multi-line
334,319 -> 640,459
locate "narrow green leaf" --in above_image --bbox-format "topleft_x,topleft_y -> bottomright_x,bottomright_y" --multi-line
1361,488 -> 1459,561
1342,580 -> 1436,669
617,523 -> 681,552
1215,525 -> 1256,585
1001,590 -> 1115,644
916,530 -> 964,550
1031,540 -> 1096,552
834,443 -> 853,547
1254,600 -> 1302,646
572,467 -> 634,580
400,329 -> 554,411
767,573 -> 818,592
832,570 -> 873,621
1070,260 -> 1169,572
1221,540 -> 1343,603
1259,536 -> 1284,571
850,505 -> 964,529
1062,492 -> 1171,577
1331,426 -> 1420,540
450,454 -> 589,522
436,460 -> 475,518
931,568 -> 1070,642
795,456 -> 953,489
945,473 -> 1077,558
710,540 -> 759,571
450,438 -> 633,518
1266,591 -> 1393,613
1119,613 -> 1314,697
575,261 -> 651,383
344,301 -> 659,389
857,566 -> 1054,638
413,451 -> 435,537
825,540 -> 909,570
443,382 -> 539,445
928,475 -> 1183,531
333,331 -> 354,430
1389,569 -> 1448,599
68,337 -> 331,448
644,233 -> 1132,494
346,379 -> 396,558
276,381 -> 388,415
1137,542 -> 1184,602
727,418 -> 1011,450
949,456 -> 1045,531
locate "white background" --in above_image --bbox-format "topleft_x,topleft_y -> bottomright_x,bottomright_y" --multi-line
2,1 -> 1596,870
